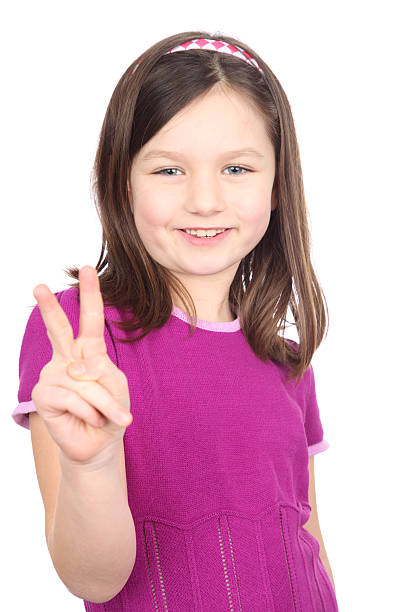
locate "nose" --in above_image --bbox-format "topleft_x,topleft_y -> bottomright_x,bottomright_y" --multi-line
185,172 -> 226,216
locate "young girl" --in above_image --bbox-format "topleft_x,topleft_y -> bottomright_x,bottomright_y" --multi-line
12,30 -> 338,611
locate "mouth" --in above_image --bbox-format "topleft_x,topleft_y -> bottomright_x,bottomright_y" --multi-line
176,227 -> 233,245
178,228 -> 231,232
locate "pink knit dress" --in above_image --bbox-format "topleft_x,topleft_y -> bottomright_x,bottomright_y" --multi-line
13,287 -> 338,611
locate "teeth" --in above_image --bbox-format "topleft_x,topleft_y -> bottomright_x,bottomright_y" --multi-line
185,229 -> 226,237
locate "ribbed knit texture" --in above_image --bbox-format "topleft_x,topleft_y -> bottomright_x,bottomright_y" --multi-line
13,287 -> 338,611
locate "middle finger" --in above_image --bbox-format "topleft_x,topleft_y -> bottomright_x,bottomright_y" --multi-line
77,266 -> 107,360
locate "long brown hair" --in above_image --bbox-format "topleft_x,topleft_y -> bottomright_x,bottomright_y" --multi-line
63,29 -> 329,384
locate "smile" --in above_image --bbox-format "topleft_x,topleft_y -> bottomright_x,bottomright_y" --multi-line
176,228 -> 233,246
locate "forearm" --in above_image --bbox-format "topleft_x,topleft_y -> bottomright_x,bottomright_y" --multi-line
47,446 -> 136,604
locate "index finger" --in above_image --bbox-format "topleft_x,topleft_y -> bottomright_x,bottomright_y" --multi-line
33,284 -> 74,360
77,265 -> 107,360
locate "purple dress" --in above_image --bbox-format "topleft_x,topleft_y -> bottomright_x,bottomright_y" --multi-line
12,287 -> 338,611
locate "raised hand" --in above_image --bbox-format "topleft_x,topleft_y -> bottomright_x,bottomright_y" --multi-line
31,265 -> 133,466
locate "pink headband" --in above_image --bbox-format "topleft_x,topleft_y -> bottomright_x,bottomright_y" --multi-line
132,37 -> 265,76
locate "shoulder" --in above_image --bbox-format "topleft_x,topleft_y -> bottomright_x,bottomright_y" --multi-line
283,338 -> 313,376
280,338 -> 314,397
20,287 -> 77,347
55,285 -> 80,310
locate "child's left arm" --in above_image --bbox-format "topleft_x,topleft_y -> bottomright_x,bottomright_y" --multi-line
303,455 -> 336,593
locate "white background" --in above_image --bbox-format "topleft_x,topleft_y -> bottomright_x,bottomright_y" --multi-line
2,1 -> 407,609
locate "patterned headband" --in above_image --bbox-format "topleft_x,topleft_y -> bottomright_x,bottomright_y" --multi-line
132,38 -> 265,76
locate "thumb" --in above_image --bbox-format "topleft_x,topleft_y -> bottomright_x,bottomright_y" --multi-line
67,361 -> 87,377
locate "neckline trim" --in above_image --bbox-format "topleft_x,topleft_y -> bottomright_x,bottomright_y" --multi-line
171,305 -> 241,332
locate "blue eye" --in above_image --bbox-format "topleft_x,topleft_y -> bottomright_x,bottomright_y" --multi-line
153,165 -> 252,177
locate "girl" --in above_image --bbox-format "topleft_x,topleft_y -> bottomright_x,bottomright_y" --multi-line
12,30 -> 338,611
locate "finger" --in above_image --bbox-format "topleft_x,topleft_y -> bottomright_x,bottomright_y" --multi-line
66,353 -> 128,403
33,284 -> 74,360
60,368 -> 131,427
34,385 -> 108,429
77,266 -> 107,360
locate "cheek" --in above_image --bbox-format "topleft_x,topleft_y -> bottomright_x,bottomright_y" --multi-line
132,204 -> 177,259
240,201 -> 272,238
133,195 -> 174,231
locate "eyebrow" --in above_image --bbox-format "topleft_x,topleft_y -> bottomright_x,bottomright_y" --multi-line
141,148 -> 265,161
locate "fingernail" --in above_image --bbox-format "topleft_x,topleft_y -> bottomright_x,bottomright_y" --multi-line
70,362 -> 86,375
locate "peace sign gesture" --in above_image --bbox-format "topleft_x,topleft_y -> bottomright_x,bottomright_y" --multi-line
31,266 -> 133,466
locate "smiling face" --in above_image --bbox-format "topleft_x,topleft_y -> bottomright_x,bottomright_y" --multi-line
127,85 -> 277,320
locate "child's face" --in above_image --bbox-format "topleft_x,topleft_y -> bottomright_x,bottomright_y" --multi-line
128,86 -> 277,303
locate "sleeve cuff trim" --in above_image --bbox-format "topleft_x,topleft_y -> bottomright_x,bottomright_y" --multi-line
11,400 -> 37,430
308,439 -> 329,456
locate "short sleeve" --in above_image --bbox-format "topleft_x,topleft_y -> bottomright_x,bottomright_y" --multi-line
305,363 -> 330,457
11,289 -> 66,430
